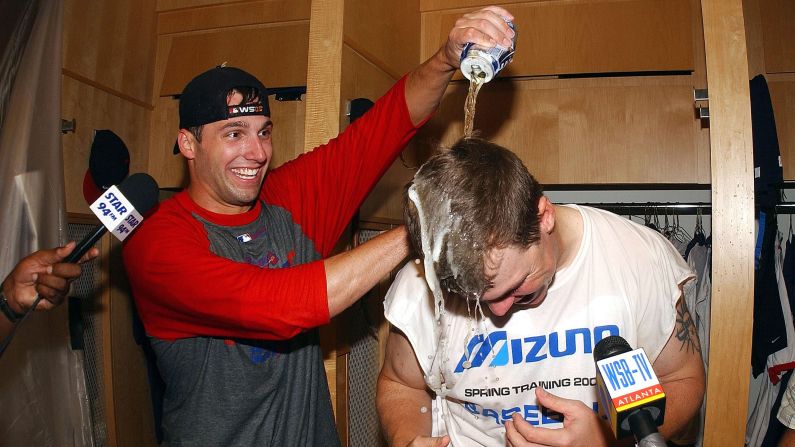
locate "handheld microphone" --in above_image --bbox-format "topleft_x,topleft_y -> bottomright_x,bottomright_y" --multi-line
0,173 -> 158,357
593,335 -> 668,447
66,172 -> 159,263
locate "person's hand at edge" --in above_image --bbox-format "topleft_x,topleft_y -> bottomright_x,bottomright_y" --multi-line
1,242 -> 100,315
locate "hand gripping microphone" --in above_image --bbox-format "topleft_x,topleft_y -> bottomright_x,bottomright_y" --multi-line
0,173 -> 158,358
67,172 -> 159,262
593,335 -> 668,447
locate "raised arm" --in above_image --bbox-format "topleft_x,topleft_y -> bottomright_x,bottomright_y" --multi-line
404,5 -> 516,125
378,327 -> 450,447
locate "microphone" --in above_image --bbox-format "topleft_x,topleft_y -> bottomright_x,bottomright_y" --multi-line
66,172 -> 159,263
0,173 -> 159,357
593,335 -> 668,447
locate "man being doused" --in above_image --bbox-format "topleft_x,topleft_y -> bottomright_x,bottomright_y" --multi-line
376,138 -> 705,447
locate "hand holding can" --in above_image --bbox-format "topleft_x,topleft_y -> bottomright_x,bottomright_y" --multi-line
460,17 -> 516,83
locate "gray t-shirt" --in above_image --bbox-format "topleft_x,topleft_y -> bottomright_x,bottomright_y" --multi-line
151,203 -> 339,446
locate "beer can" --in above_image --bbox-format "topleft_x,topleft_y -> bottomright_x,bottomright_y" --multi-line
460,20 -> 516,83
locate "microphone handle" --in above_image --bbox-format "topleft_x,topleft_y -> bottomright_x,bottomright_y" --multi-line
629,409 -> 668,447
638,433 -> 668,447
64,225 -> 107,263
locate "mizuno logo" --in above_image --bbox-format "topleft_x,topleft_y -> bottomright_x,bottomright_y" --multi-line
454,325 -> 620,373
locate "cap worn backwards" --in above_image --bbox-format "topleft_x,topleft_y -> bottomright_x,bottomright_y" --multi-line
173,66 -> 270,154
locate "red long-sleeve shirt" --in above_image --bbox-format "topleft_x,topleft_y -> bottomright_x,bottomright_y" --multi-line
123,76 -> 422,341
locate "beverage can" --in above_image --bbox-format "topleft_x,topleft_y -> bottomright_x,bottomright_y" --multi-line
460,20 -> 516,83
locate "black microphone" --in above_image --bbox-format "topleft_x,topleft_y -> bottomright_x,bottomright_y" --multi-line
66,172 -> 159,263
593,335 -> 668,447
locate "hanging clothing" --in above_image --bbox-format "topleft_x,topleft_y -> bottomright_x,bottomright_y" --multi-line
685,229 -> 711,447
763,370 -> 794,446
767,231 -> 795,444
670,237 -> 689,259
752,212 -> 788,378
748,369 -> 779,447
767,232 -> 795,385
750,74 -> 783,209
783,234 -> 795,322
686,237 -> 711,371
747,230 -> 795,446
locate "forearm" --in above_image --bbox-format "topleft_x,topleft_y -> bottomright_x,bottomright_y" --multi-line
657,376 -> 705,440
325,226 -> 409,318
404,50 -> 456,125
377,375 -> 434,446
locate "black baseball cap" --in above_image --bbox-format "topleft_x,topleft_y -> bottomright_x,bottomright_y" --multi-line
173,66 -> 270,154
83,129 -> 130,204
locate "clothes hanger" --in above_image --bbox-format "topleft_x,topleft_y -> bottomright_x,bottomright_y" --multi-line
694,208 -> 706,245
644,205 -> 658,232
672,208 -> 692,245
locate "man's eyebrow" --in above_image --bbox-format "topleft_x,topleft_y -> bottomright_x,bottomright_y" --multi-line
259,120 -> 273,131
220,120 -> 249,130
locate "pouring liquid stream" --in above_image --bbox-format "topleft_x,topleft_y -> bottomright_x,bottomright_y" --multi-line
463,68 -> 485,138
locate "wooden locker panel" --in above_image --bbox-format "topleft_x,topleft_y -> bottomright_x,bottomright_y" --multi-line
63,0 -> 157,105
743,0 -> 767,77
422,0 -> 694,78
158,0 -> 244,11
414,75 -> 704,185
147,96 -> 186,190
759,0 -> 795,73
343,0 -> 421,80
61,75 -> 151,215
339,46 -> 396,123
701,0 -> 755,443
770,76 -> 795,178
341,45 -> 413,223
157,0 -> 311,35
359,154 -> 416,223
107,235 -> 159,447
556,79 -> 700,183
159,23 -> 310,96
269,99 -> 308,169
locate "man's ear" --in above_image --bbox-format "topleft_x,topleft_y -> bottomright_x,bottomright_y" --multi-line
177,129 -> 197,160
537,196 -> 556,234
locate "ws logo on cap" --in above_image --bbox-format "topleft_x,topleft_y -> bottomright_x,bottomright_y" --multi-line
228,104 -> 264,117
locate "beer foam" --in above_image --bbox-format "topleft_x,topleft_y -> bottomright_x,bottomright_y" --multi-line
407,184 -> 496,401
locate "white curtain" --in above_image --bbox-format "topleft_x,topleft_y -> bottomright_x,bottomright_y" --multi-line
0,0 -> 93,445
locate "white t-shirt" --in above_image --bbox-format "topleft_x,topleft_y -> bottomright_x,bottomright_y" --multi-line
385,205 -> 694,446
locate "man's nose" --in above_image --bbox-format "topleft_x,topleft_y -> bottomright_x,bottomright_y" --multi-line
244,138 -> 268,162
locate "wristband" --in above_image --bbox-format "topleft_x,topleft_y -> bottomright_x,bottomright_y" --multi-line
0,290 -> 25,323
